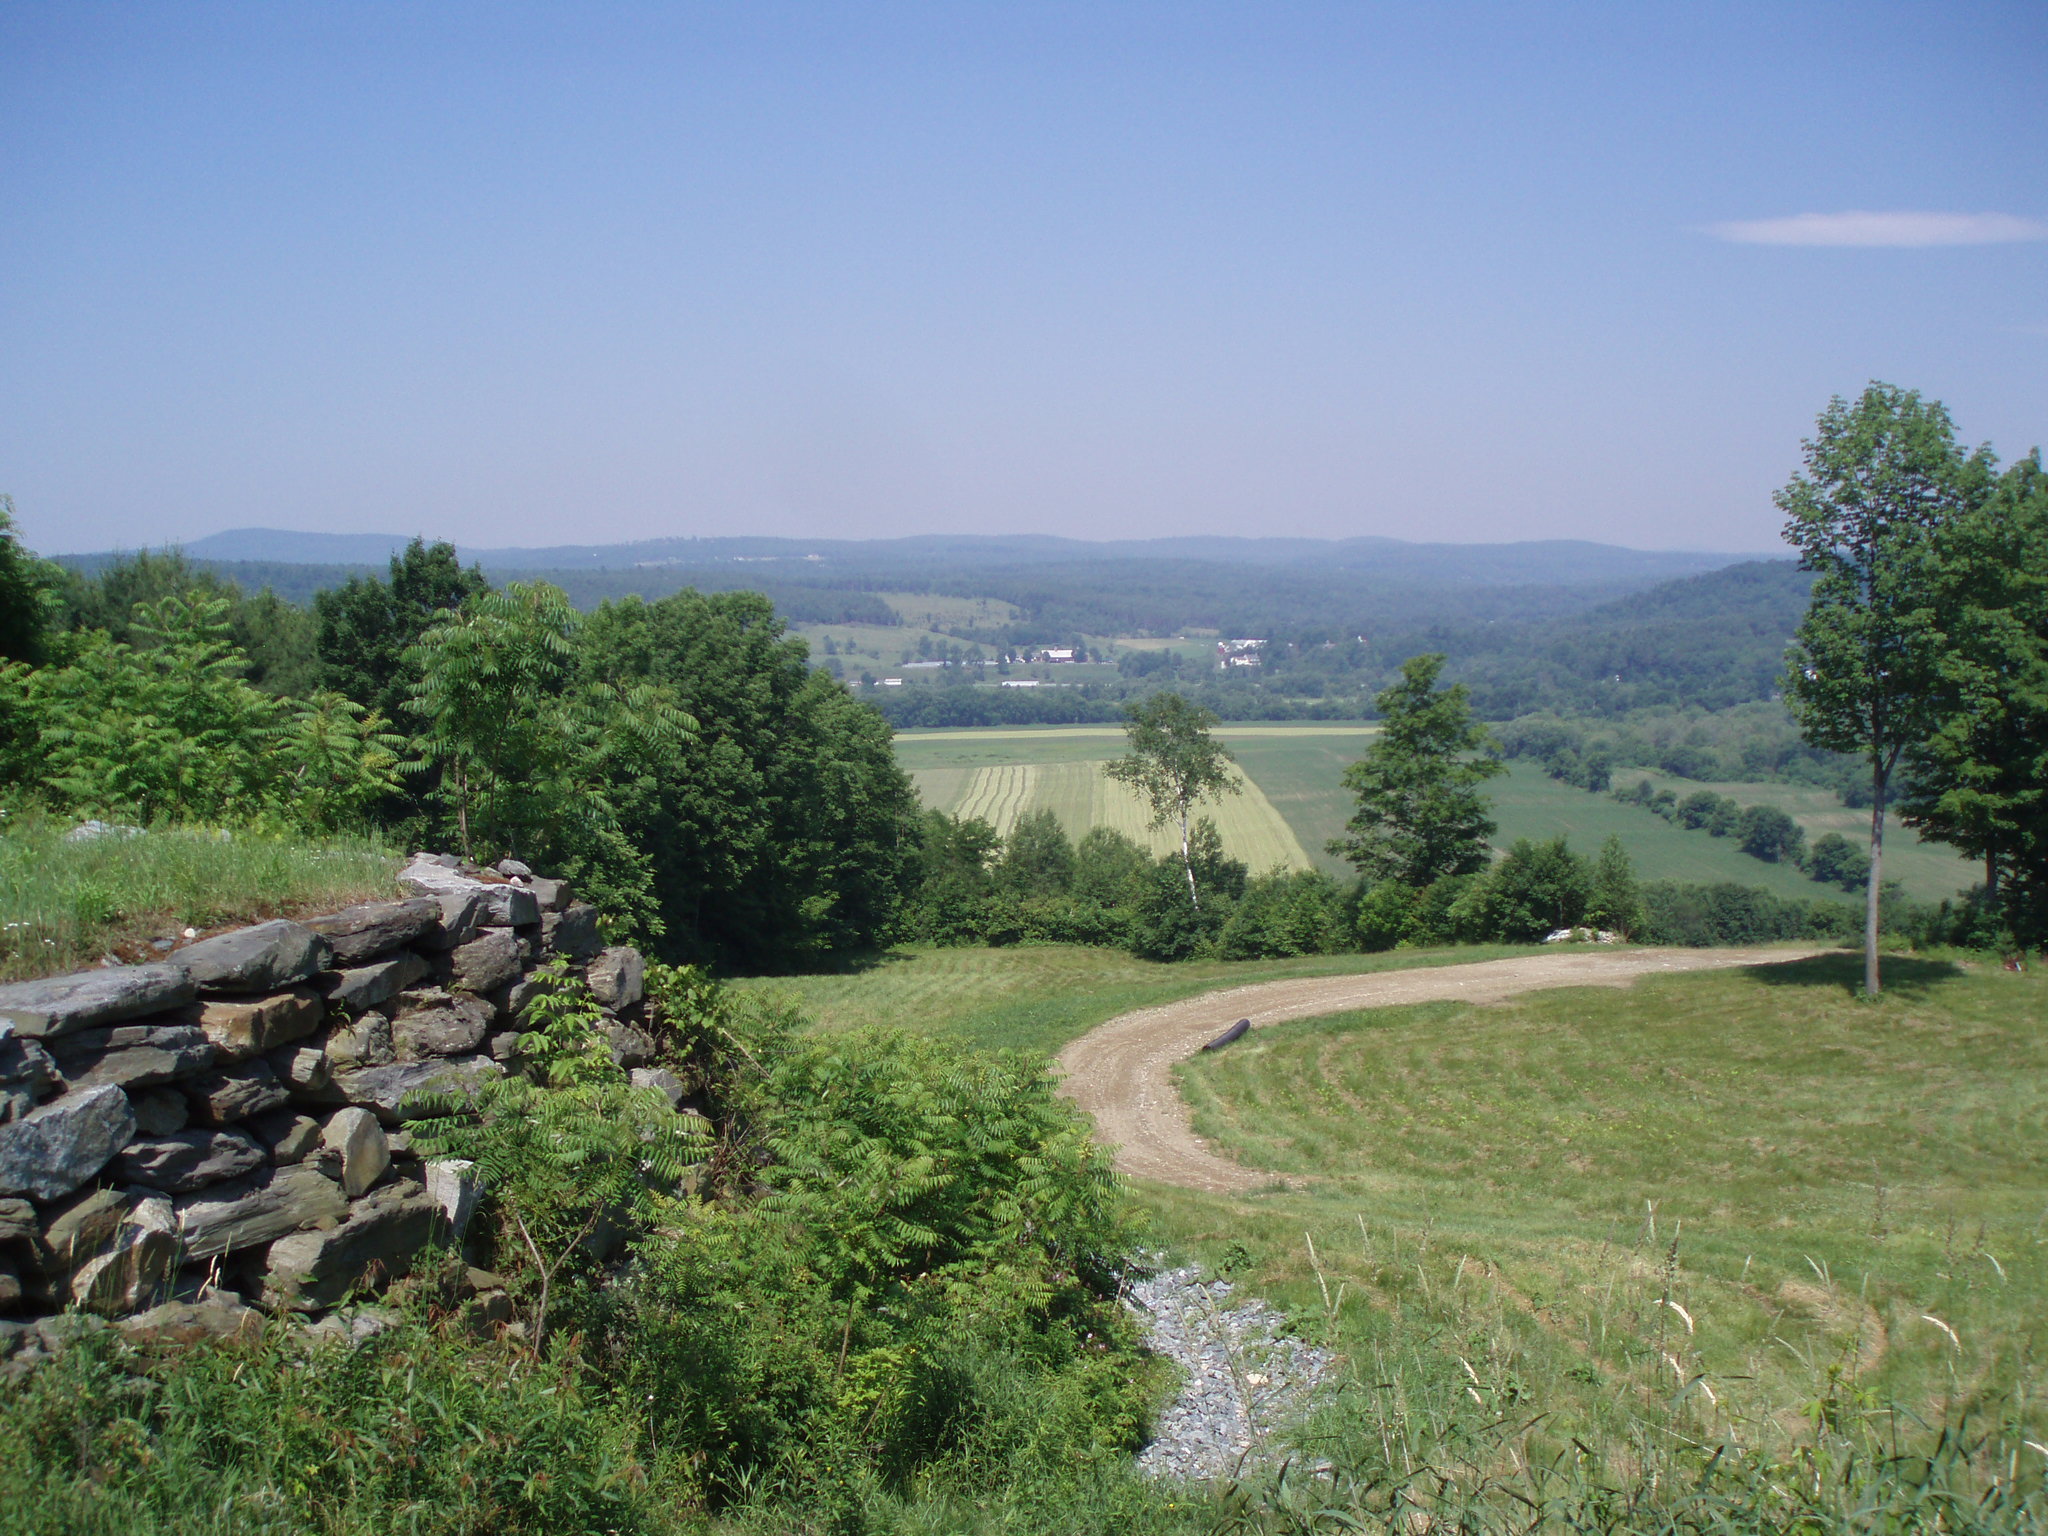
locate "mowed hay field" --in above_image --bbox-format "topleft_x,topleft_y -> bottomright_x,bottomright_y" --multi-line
898,727 -> 1980,900
1157,953 -> 2048,1472
899,731 -> 1337,872
896,724 -> 1377,874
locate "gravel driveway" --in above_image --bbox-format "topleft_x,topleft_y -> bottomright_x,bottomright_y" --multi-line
1054,946 -> 1830,1193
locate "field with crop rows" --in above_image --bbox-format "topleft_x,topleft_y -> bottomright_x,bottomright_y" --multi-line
917,757 -> 1314,871
897,726 -> 1980,902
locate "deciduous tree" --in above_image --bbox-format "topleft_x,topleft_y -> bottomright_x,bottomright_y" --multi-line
1778,382 -> 1993,993
1105,692 -> 1240,907
1900,452 -> 2048,945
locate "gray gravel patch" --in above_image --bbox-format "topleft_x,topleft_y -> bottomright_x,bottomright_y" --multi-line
1126,1263 -> 1337,1481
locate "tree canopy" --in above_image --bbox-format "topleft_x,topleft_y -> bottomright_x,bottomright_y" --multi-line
1899,451 -> 2048,945
1104,692 -> 1240,907
1330,652 -> 1504,886
1779,382 -> 1994,991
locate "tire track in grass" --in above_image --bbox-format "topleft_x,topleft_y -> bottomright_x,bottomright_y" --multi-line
953,764 -> 1040,837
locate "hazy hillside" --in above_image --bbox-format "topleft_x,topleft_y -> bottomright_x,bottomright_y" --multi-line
174,526 -> 1754,587
63,531 -> 1806,720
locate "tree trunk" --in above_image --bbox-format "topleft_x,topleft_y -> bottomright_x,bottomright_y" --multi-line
1180,800 -> 1199,910
1865,756 -> 1887,997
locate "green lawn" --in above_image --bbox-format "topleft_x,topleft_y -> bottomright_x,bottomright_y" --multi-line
732,941 -> 1535,1058
1160,952 -> 2047,1467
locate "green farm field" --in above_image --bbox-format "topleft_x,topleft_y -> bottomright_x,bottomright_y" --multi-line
873,590 -> 1021,628
1489,763 -> 1847,899
1622,769 -> 1979,903
896,726 -> 1977,900
895,725 -> 1382,873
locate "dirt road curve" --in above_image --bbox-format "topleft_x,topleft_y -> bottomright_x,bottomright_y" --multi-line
1053,947 -> 1830,1194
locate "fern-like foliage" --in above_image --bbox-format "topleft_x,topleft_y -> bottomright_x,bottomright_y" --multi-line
751,1029 -> 1129,1310
408,960 -> 708,1346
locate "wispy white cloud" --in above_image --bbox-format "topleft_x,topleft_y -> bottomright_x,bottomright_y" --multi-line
1704,211 -> 2048,247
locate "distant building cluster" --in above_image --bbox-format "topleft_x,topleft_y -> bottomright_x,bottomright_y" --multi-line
1216,638 -> 1264,669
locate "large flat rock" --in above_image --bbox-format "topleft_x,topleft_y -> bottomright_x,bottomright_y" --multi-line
0,1085 -> 136,1201
116,1129 -> 268,1194
397,860 -> 537,927
303,898 -> 439,966
262,1181 -> 440,1311
392,990 -> 492,1060
318,953 -> 429,1015
445,929 -> 520,996
176,921 -> 330,994
173,1163 -> 348,1260
50,1023 -> 215,1091
331,1055 -> 503,1124
0,966 -> 196,1040
186,988 -> 324,1062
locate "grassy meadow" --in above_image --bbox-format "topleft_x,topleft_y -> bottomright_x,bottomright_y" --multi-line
735,940 -> 1537,1057
1159,951 -> 2046,1485
1623,768 -> 1980,903
742,940 -> 2048,1521
0,810 -> 400,980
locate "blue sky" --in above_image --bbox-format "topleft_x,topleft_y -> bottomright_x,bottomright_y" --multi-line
3,2 -> 2042,555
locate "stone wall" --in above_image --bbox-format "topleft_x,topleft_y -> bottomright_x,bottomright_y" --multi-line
0,854 -> 662,1354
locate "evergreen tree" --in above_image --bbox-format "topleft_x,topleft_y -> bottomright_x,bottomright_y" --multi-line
1587,835 -> 1644,937
1331,653 -> 1504,886
316,538 -> 489,720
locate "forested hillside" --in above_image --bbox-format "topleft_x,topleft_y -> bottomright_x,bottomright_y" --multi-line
66,529 -> 1806,725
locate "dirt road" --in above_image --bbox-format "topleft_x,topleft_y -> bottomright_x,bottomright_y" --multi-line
1053,946 -> 1830,1194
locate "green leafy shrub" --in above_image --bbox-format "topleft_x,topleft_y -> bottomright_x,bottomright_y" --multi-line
408,959 -> 708,1347
1219,868 -> 1346,959
0,593 -> 404,832
620,1024 -> 1146,1508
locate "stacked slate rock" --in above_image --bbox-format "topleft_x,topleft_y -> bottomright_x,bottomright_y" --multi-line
0,853 -> 658,1362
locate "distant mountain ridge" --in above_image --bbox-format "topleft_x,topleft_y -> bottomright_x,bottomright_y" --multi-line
168,527 -> 1765,589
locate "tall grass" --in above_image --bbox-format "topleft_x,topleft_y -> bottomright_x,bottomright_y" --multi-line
0,807 -> 399,980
